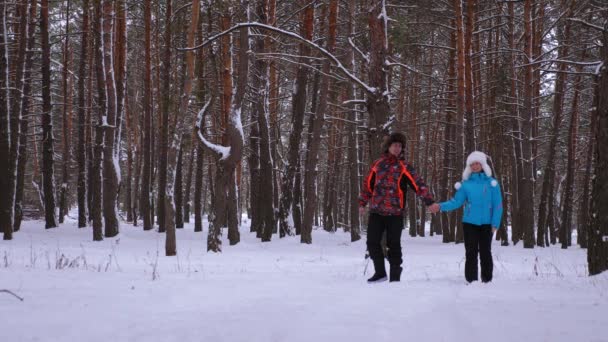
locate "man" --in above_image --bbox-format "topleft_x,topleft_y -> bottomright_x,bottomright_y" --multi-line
359,132 -> 440,283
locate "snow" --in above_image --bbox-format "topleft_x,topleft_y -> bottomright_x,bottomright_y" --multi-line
378,0 -> 389,50
195,100 -> 230,160
2,217 -> 607,342
595,62 -> 604,75
113,155 -> 121,185
198,130 -> 231,160
232,107 -> 244,143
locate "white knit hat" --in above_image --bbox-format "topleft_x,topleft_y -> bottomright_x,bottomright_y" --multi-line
454,151 -> 496,190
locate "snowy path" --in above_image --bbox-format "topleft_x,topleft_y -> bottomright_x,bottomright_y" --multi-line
2,217 -> 607,342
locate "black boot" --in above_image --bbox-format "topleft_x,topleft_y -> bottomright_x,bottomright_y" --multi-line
367,259 -> 387,283
389,266 -> 402,282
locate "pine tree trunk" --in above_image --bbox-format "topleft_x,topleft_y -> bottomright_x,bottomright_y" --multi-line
252,0 -> 276,242
537,0 -> 573,247
277,1 -> 314,237
102,0 -> 119,238
183,138 -> 195,224
508,2 -> 522,245
58,0 -> 72,224
203,6 -> 248,250
366,0 -> 391,155
13,0 -> 37,233
346,0 -> 360,242
40,0 -> 58,229
578,90 -> 596,249
464,0 -> 476,153
76,0 -> 89,228
92,0 -> 105,241
560,49 -> 585,249
441,27 -> 457,243
175,139 -> 184,229
0,0 -> 13,238
140,0 -> 153,231
588,36 -> 608,275
521,0 -> 536,248
194,143 -> 204,232
301,0 -> 338,244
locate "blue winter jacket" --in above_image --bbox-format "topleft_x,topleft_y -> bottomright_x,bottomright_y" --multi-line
439,172 -> 503,228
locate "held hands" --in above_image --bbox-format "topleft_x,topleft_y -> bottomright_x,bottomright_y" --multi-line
428,203 -> 440,214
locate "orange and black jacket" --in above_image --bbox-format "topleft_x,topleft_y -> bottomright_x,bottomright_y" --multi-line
359,153 -> 435,216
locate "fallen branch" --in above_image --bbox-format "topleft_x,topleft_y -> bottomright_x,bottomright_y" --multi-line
1,289 -> 24,301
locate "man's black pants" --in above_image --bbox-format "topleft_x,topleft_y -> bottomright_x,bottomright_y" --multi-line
367,213 -> 404,268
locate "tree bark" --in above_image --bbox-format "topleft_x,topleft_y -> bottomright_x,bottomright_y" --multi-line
102,0 -> 119,238
277,1 -> 314,238
537,0 -> 574,247
588,31 -> 608,275
0,0 -> 12,238
521,0 -> 536,248
301,0 -> 338,244
58,0 -> 72,224
76,0 -> 90,228
41,0 -> 58,229
92,0 -> 105,241
140,0 -> 153,231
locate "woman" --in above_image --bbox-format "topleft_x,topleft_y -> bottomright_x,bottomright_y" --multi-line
359,132 -> 439,283
438,151 -> 503,283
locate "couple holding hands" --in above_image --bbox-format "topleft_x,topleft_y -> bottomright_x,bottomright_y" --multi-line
359,132 -> 503,284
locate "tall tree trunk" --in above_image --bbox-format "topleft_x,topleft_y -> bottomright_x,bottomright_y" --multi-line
453,0 -> 467,243
183,137 -> 195,224
277,1 -> 314,237
164,0 -> 201,252
252,0 -> 276,242
366,0 -> 391,155
560,49 -> 585,249
4,0 -> 32,238
140,0 -> 153,231
157,0 -> 176,254
202,5 -> 247,251
301,0 -> 338,244
58,0 -> 72,223
92,0 -> 105,241
194,143 -> 204,232
346,0 -> 360,242
441,27 -> 457,243
464,0 -> 476,153
77,0 -> 90,228
102,0 -> 119,238
175,139 -> 185,229
14,0 -> 37,233
0,0 -> 12,238
588,31 -> 608,275
508,2 -> 522,245
521,0 -> 536,248
578,84 -> 596,249
41,0 -> 58,229
537,0 -> 573,247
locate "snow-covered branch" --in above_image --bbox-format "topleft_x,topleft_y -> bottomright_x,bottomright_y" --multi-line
385,61 -> 438,80
176,22 -> 376,94
348,37 -> 369,64
195,99 -> 231,161
568,18 -> 608,33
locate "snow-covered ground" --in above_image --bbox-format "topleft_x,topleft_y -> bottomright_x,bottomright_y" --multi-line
2,216 -> 607,342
